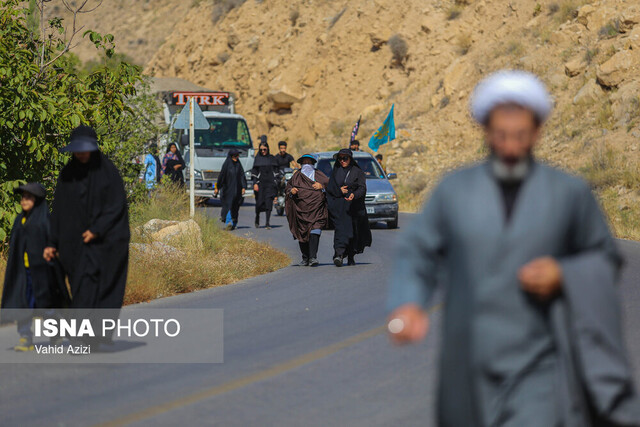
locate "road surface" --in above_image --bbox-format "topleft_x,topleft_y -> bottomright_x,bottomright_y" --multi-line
1,201 -> 639,426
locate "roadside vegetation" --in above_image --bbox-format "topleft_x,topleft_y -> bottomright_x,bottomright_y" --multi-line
0,184 -> 290,305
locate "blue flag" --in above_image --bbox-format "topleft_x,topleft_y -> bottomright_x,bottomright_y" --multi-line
368,104 -> 395,152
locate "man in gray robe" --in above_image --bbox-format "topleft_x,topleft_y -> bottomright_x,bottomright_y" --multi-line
387,70 -> 640,426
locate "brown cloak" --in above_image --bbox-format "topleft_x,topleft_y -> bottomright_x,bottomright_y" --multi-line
285,170 -> 329,242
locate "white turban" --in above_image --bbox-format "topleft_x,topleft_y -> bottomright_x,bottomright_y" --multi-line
470,70 -> 553,125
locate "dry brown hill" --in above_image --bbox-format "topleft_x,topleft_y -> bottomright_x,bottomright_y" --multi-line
45,0 -> 640,238
145,0 -> 640,238
40,0 -> 192,65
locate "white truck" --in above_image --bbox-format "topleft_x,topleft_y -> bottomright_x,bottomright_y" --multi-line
156,79 -> 255,199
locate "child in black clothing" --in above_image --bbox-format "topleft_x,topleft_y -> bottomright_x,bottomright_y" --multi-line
0,183 -> 68,351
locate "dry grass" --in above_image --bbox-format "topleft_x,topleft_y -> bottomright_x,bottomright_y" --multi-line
0,184 -> 289,306
125,184 -> 289,304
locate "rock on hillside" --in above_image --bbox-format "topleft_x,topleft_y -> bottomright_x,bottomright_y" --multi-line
145,0 -> 640,236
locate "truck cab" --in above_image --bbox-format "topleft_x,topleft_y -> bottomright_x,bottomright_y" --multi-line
159,86 -> 255,198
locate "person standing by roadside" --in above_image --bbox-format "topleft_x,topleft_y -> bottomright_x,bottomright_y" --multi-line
161,142 -> 186,186
215,149 -> 246,230
326,149 -> 371,267
285,154 -> 329,267
142,143 -> 162,192
44,125 -> 130,348
1,183 -> 69,352
387,71 -> 640,426
252,140 -> 278,229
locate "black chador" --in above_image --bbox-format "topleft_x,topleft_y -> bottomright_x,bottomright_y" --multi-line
326,149 -> 372,265
217,150 -> 247,228
49,151 -> 130,309
251,144 -> 278,228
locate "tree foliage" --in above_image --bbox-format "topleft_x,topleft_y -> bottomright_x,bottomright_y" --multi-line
0,0 -> 163,243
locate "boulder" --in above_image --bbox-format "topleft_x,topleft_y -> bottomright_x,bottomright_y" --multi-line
573,79 -> 604,105
610,80 -> 640,122
624,26 -> 640,50
565,56 -> 588,77
130,242 -> 185,259
150,219 -> 203,251
268,75 -> 305,109
597,50 -> 638,87
141,219 -> 179,236
577,5 -> 618,32
443,59 -> 471,97
620,5 -> 640,32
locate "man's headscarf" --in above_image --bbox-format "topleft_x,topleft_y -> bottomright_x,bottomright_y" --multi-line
470,70 -> 553,125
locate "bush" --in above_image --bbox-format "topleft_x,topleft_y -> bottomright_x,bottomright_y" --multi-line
457,33 -> 472,55
217,52 -> 231,64
599,20 -> 621,39
0,0 -> 148,242
290,9 -> 300,26
388,34 -> 409,65
212,0 -> 246,23
447,6 -> 463,20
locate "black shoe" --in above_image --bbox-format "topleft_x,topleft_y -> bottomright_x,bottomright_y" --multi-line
265,224 -> 272,230
255,222 -> 260,228
298,257 -> 309,266
309,258 -> 319,267
333,256 -> 343,267
347,256 -> 356,266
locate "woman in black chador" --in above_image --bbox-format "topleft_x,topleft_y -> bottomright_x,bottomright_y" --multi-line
161,142 -> 186,186
44,125 -> 130,315
1,183 -> 69,351
215,149 -> 247,230
326,148 -> 372,267
251,138 -> 279,229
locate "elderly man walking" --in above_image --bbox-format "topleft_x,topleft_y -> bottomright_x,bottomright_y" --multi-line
387,71 -> 640,426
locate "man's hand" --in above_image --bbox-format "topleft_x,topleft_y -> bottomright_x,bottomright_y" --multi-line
312,182 -> 323,190
82,230 -> 97,244
345,193 -> 355,201
213,191 -> 219,198
388,303 -> 429,345
340,185 -> 348,194
291,187 -> 299,195
519,257 -> 563,301
241,188 -> 246,196
173,164 -> 181,170
43,247 -> 57,262
254,184 -> 259,192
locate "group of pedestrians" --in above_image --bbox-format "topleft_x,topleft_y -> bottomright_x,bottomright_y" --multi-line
1,125 -> 130,351
284,148 -> 371,267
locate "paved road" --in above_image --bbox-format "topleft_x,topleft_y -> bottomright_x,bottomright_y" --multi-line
0,201 -> 639,426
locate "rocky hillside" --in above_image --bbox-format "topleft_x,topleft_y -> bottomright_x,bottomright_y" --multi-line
40,0 -> 192,65
50,0 -> 640,238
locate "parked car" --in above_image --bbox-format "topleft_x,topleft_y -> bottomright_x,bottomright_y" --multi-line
313,151 -> 399,228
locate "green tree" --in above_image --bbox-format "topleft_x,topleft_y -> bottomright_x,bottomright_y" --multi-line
0,0 -> 159,242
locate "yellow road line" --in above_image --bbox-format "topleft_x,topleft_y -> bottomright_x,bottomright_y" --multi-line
97,304 -> 441,427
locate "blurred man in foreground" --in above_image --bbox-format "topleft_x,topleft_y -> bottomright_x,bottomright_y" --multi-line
387,71 -> 640,426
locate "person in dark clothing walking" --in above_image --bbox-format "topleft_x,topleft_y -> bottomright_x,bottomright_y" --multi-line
44,126 -> 130,347
215,149 -> 246,230
161,143 -> 186,186
1,183 -> 69,351
251,141 -> 279,229
285,154 -> 329,267
326,149 -> 371,267
275,141 -> 295,170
